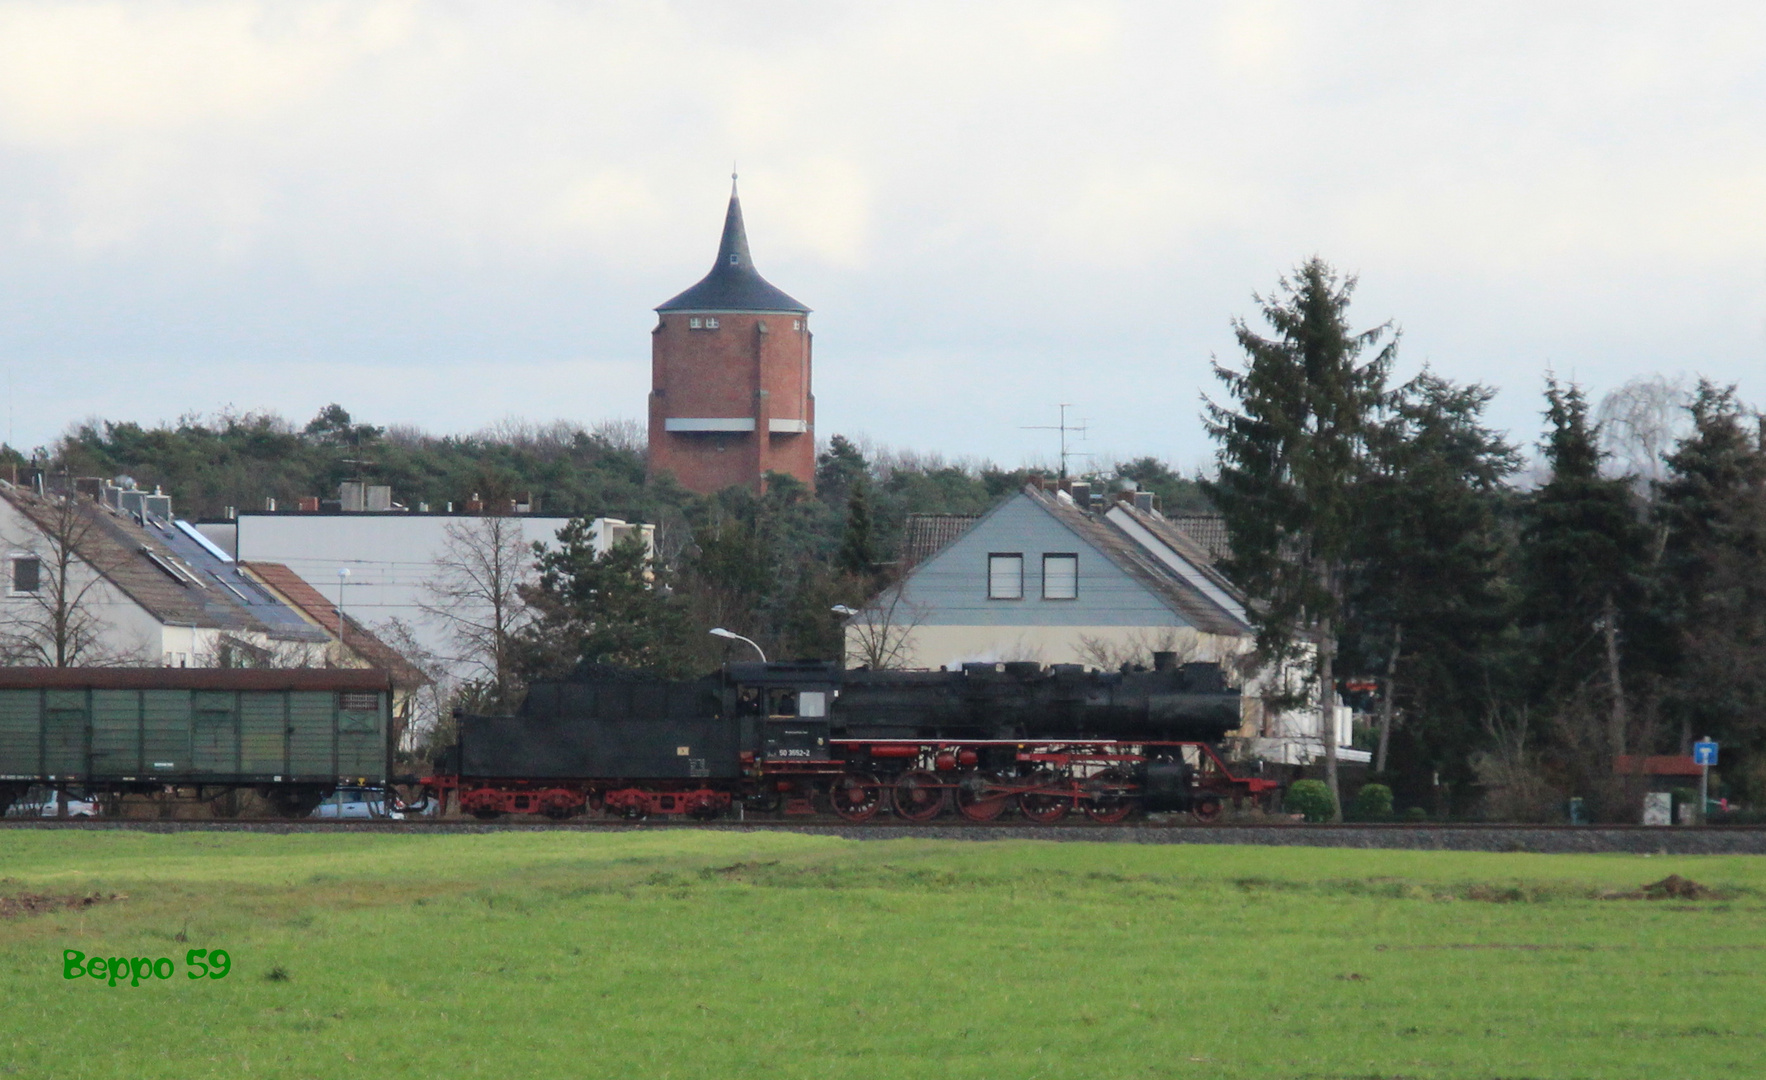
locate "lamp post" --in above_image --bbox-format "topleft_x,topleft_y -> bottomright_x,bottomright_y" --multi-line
831,605 -> 858,617
709,627 -> 766,662
336,567 -> 351,655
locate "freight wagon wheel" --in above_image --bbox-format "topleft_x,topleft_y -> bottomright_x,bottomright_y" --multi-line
1192,797 -> 1223,823
892,770 -> 949,822
955,773 -> 1010,822
830,773 -> 884,823
1082,770 -> 1135,824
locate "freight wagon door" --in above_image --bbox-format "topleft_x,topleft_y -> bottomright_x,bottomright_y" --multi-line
140,691 -> 192,777
0,689 -> 42,778
335,692 -> 384,781
43,690 -> 87,778
239,693 -> 286,778
286,692 -> 335,779
191,691 -> 239,777
89,690 -> 141,779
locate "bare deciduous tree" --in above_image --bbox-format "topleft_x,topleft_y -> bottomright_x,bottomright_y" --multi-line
1075,628 -> 1210,671
843,585 -> 928,670
1596,375 -> 1692,487
419,515 -> 534,704
0,492 -> 143,667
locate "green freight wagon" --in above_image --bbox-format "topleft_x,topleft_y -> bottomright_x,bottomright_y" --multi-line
0,668 -> 394,816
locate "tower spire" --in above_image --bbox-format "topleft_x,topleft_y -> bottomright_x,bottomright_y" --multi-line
654,178 -> 808,314
718,180 -> 751,270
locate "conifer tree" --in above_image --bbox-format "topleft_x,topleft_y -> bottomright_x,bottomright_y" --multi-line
1654,381 -> 1766,767
1203,258 -> 1396,814
836,478 -> 878,579
516,528 -> 688,677
1343,372 -> 1519,788
1519,377 -> 1649,765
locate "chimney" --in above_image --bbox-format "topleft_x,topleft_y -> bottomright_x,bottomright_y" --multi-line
465,493 -> 484,514
1133,491 -> 1154,511
298,496 -> 319,513
1153,651 -> 1177,672
1069,481 -> 1091,507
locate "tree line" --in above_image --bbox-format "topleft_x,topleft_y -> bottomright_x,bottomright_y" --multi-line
1206,258 -> 1766,821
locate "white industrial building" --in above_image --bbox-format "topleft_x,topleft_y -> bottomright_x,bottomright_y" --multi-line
196,511 -> 652,679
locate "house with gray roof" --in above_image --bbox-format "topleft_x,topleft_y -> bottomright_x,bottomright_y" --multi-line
843,481 -> 1366,766
0,482 -> 335,669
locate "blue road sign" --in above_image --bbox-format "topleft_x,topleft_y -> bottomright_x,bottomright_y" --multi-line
1693,740 -> 1719,767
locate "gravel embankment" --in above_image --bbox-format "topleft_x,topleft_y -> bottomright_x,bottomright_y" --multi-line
7,818 -> 1766,854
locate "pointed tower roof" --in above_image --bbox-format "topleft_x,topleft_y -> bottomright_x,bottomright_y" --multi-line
656,178 -> 809,314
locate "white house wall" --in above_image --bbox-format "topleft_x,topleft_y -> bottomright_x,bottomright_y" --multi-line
0,497 -> 167,664
233,514 -> 573,673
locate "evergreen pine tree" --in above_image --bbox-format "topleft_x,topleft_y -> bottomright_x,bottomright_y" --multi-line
1519,377 -> 1650,767
836,479 -> 877,578
1203,258 -> 1396,815
1654,381 -> 1766,770
516,527 -> 689,677
1343,372 -> 1519,801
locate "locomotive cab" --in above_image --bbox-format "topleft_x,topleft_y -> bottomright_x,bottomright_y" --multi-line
726,662 -> 839,765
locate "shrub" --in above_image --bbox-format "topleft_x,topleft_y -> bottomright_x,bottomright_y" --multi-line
1285,779 -> 1337,823
1349,783 -> 1393,821
1404,806 -> 1429,822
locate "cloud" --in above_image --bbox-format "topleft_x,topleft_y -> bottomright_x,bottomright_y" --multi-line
0,0 -> 1762,466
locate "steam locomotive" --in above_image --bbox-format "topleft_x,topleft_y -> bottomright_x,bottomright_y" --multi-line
425,654 -> 1277,824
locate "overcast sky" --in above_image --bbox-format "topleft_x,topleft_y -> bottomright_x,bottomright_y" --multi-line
1,1 -> 1761,473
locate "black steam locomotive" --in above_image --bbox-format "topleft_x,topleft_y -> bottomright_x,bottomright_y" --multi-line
426,654 -> 1276,824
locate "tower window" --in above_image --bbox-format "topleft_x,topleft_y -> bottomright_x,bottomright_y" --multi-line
793,320 -> 802,331
689,317 -> 702,329
705,317 -> 719,329
729,254 -> 739,265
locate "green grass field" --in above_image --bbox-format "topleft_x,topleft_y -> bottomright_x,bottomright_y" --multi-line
1,829 -> 1762,1079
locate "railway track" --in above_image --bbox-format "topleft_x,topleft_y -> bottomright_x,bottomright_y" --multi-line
6,816 -> 1766,853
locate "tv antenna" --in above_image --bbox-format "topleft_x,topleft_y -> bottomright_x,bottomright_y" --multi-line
1022,404 -> 1089,480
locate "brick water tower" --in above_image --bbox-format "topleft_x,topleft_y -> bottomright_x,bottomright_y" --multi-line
648,179 -> 815,494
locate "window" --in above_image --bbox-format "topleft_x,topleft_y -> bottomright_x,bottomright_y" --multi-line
792,319 -> 802,331
1043,553 -> 1078,599
9,555 -> 39,595
988,553 -> 1023,600
729,253 -> 740,265
688,317 -> 702,329
705,317 -> 719,329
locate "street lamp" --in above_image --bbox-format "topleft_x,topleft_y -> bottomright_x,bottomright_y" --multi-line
831,605 -> 858,617
709,627 -> 766,662
336,567 -> 351,652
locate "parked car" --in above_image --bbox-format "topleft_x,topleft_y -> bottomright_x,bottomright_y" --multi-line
309,788 -> 388,820
38,793 -> 98,818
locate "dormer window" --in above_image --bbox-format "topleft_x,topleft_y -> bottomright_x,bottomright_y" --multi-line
729,254 -> 740,265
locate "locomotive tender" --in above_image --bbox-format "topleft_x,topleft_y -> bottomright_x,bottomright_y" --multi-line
431,653 -> 1277,824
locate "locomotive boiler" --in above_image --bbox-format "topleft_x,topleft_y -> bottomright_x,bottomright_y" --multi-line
428,653 -> 1277,824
